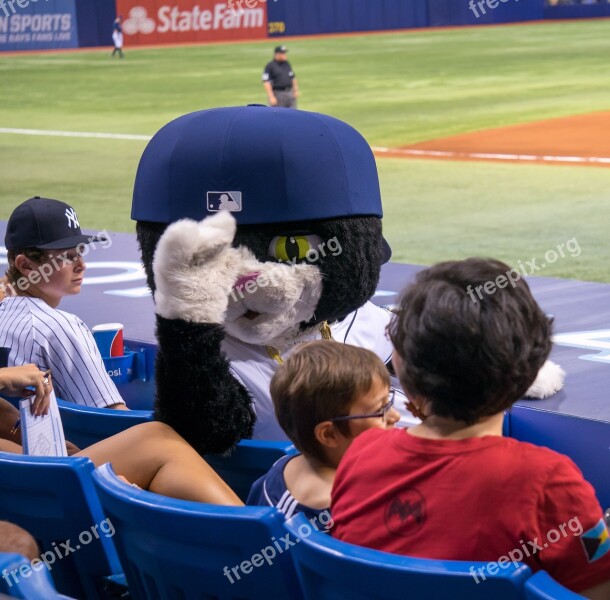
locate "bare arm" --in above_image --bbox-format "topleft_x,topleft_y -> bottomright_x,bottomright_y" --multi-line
79,421 -> 243,505
263,81 -> 277,106
107,403 -> 129,410
0,397 -> 21,444
0,437 -> 22,453
292,77 -> 299,97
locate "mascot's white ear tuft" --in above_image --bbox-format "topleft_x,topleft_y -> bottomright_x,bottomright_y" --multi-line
524,360 -> 565,399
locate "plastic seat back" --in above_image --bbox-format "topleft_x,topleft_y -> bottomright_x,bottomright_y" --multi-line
205,439 -> 298,501
524,571 -> 586,599
284,513 -> 532,600
0,452 -> 121,599
57,399 -> 153,448
0,552 -> 75,599
92,462 -> 303,600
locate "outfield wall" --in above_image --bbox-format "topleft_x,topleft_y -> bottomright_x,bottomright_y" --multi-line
0,0 -> 601,52
76,0 -> 117,48
426,0 -> 543,27
0,0 -> 78,51
266,0 -> 544,36
115,0 -> 267,45
266,0 -> 428,36
544,4 -> 610,19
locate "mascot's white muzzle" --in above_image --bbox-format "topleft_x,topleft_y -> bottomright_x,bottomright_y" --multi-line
225,261 -> 323,345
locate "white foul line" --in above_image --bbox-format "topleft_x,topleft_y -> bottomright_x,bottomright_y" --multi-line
1,129 -> 608,164
0,127 -> 152,141
372,146 -> 610,165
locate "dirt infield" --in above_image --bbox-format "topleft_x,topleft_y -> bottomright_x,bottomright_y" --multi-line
373,111 -> 610,167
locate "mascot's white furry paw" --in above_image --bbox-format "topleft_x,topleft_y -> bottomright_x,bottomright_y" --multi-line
153,211 -> 243,323
524,360 -> 565,399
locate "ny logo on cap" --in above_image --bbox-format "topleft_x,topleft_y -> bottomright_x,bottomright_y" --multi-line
207,192 -> 242,213
65,207 -> 80,229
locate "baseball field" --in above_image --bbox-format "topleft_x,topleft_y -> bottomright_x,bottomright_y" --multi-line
1,18 -> 609,281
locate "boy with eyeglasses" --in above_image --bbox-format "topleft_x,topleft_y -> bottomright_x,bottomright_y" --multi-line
247,340 -> 401,521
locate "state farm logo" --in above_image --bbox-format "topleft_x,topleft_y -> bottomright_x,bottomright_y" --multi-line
122,7 -> 156,35
121,3 -> 263,35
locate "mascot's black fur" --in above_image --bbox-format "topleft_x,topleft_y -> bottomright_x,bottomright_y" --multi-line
132,106 -> 392,455
138,217 -> 383,331
136,216 -> 386,455
132,106 -> 563,456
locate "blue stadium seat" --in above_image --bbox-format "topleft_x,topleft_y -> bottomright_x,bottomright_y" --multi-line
0,552 -> 75,599
92,462 -> 304,600
205,439 -> 298,502
112,340 -> 157,411
0,452 -> 123,599
284,513 -> 532,600
524,571 -> 586,599
57,399 -> 153,449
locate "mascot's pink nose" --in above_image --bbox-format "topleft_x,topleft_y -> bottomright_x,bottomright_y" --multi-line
233,272 -> 261,292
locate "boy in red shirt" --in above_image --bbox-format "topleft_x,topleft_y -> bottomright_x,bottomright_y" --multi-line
331,258 -> 610,597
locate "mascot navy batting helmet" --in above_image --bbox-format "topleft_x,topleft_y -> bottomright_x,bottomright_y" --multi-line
131,105 -> 384,226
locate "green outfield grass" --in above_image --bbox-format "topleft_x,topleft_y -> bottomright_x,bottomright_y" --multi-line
1,20 -> 609,281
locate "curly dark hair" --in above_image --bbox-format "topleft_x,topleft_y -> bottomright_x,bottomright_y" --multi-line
388,258 -> 553,424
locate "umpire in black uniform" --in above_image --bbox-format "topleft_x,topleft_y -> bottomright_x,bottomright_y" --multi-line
262,45 -> 299,108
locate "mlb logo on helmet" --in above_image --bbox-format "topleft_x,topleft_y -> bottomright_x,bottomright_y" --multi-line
131,106 -> 384,227
207,191 -> 242,213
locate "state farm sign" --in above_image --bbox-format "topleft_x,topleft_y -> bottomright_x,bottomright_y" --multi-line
116,0 -> 267,44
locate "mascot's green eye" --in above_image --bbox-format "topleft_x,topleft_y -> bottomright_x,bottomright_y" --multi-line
268,234 -> 323,264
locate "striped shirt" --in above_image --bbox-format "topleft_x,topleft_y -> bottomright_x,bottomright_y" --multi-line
0,296 -> 125,408
247,455 -> 330,523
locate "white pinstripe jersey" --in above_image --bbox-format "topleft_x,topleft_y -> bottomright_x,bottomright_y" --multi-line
0,296 -> 125,408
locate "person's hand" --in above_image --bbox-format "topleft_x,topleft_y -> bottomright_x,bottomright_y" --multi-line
66,440 -> 81,456
269,96 -> 278,106
0,365 -> 52,416
293,89 -> 300,98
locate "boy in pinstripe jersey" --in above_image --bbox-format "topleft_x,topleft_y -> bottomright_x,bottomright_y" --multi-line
1,197 -> 126,409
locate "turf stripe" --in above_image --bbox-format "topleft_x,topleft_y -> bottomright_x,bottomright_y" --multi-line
2,128 -> 609,165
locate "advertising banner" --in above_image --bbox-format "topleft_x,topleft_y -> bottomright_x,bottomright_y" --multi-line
116,0 -> 267,46
0,0 -> 78,51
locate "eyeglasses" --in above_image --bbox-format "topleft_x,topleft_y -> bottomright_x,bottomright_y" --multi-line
330,389 -> 396,424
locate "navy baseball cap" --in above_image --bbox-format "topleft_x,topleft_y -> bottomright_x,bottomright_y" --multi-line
5,197 -> 105,251
132,105 -> 386,225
